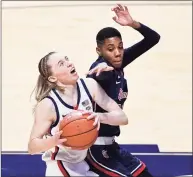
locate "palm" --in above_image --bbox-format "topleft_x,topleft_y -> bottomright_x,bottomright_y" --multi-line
112,4 -> 134,26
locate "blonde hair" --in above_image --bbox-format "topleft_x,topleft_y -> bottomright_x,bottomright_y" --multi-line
31,52 -> 65,113
33,52 -> 56,102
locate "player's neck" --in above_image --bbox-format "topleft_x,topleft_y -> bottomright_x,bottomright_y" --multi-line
56,82 -> 77,97
64,84 -> 77,97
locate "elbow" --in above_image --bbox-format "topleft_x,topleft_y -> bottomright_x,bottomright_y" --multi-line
28,150 -> 34,155
28,144 -> 34,155
123,118 -> 128,125
28,147 -> 34,155
147,32 -> 161,46
125,118 -> 129,125
153,33 -> 161,44
156,33 -> 161,43
28,147 -> 38,155
28,142 -> 38,155
121,113 -> 129,125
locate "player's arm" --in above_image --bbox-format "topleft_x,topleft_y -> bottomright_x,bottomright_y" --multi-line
28,98 -> 66,155
111,4 -> 160,68
85,78 -> 128,126
121,22 -> 160,68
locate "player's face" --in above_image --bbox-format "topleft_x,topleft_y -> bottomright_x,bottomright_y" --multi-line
47,52 -> 79,85
98,37 -> 124,68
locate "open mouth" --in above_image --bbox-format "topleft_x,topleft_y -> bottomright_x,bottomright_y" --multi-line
70,68 -> 76,74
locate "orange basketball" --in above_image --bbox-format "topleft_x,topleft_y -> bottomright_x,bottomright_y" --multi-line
59,111 -> 98,150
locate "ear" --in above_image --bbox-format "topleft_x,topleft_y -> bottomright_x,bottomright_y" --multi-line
48,76 -> 57,83
96,47 -> 102,56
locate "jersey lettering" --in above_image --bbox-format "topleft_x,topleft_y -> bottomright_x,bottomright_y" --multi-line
118,88 -> 128,101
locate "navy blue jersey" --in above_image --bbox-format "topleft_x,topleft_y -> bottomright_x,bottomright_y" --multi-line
87,23 -> 160,137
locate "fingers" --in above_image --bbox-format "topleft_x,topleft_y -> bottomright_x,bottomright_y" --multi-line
81,110 -> 92,115
55,130 -> 63,137
107,66 -> 114,71
87,66 -> 114,76
87,62 -> 114,76
53,130 -> 63,140
52,130 -> 64,146
112,4 -> 127,12
111,6 -> 119,12
112,16 -> 117,22
87,113 -> 96,120
117,4 -> 124,11
87,67 -> 98,75
58,138 -> 67,144
97,120 -> 100,131
124,5 -> 128,12
96,68 -> 103,76
112,6 -> 120,12
93,116 -> 98,127
90,114 -> 100,130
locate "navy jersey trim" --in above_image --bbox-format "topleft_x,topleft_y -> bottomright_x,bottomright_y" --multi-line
46,96 -> 60,131
52,82 -> 81,109
80,78 -> 92,103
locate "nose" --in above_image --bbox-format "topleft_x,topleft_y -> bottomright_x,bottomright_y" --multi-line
114,49 -> 121,57
66,61 -> 73,67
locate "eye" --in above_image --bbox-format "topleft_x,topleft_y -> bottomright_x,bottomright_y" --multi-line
65,56 -> 69,61
60,61 -> 64,66
108,48 -> 113,52
119,46 -> 123,49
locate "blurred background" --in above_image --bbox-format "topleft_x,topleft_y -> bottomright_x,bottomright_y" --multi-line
2,1 -> 192,153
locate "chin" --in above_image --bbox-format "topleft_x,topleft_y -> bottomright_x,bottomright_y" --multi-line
75,74 -> 79,80
65,75 -> 79,86
72,75 -> 79,83
113,63 -> 122,69
112,59 -> 123,68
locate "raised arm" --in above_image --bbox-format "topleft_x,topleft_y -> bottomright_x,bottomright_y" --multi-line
85,78 -> 128,126
28,98 -> 66,154
111,4 -> 160,68
122,22 -> 160,68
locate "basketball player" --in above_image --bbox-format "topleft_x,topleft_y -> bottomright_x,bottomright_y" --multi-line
86,4 -> 160,177
28,52 -> 129,176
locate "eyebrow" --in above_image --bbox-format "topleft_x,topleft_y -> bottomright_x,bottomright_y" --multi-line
107,42 -> 123,47
107,44 -> 114,47
57,56 -> 68,65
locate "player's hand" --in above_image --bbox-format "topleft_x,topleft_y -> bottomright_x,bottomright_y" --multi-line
51,130 -> 67,146
86,112 -> 101,131
86,62 -> 114,76
111,4 -> 134,26
49,120 -> 68,147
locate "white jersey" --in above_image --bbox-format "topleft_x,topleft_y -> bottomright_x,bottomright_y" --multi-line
42,78 -> 94,164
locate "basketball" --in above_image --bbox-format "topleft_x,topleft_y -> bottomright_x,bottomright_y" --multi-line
59,111 -> 98,150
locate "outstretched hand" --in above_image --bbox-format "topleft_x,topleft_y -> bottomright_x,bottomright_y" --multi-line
86,62 -> 114,76
111,4 -> 134,26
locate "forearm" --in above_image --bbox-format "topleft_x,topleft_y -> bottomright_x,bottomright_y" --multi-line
132,21 -> 160,41
28,137 -> 54,155
99,111 -> 128,126
95,71 -> 113,81
122,22 -> 160,67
